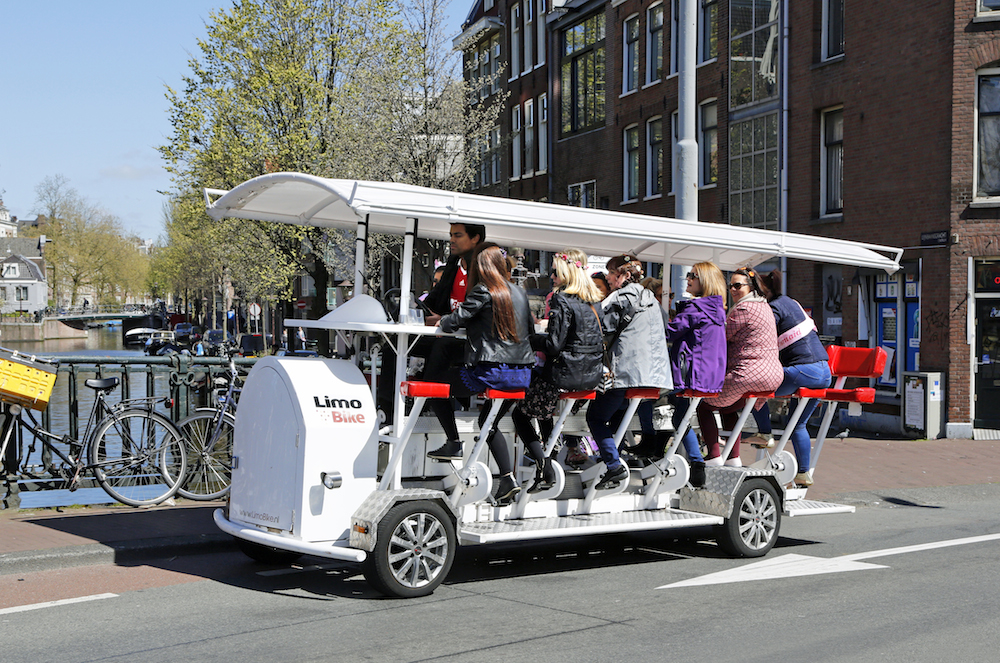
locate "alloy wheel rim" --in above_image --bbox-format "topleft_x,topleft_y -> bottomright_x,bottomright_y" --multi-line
388,512 -> 449,588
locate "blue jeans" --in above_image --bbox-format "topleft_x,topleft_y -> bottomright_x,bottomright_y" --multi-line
586,389 -> 629,471
752,360 -> 831,471
667,393 -> 704,462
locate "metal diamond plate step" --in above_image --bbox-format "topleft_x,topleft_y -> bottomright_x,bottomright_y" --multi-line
459,509 -> 723,543
784,499 -> 855,517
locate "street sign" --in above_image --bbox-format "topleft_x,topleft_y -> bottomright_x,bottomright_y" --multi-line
295,299 -> 308,310
248,302 -> 262,319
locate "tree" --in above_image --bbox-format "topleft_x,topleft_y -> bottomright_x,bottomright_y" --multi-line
158,0 -> 504,312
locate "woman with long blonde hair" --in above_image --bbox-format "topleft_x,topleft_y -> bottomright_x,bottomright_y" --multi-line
513,249 -> 605,492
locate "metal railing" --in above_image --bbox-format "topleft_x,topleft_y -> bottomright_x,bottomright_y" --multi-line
1,354 -> 258,509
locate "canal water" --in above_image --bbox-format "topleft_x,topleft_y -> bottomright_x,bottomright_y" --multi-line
4,325 -> 161,509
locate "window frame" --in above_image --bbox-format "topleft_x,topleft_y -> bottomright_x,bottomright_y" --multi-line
669,0 -> 679,76
491,126 -> 502,183
524,99 -> 536,176
974,69 -> 1000,204
560,12 -> 607,136
624,124 -> 641,203
524,0 -> 535,73
728,112 -> 780,229
538,93 -> 549,173
511,105 -> 523,180
728,0 -> 780,109
820,106 -> 844,216
510,3 -> 522,81
698,0 -> 718,64
646,115 -> 664,199
822,0 -> 845,61
568,180 -> 597,208
647,3 -> 664,85
669,110 -> 679,195
978,1 -> 1000,17
623,14 -> 640,95
699,99 -> 718,187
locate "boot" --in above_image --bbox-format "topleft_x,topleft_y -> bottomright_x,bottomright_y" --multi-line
492,474 -> 521,505
527,458 -> 556,494
689,461 -> 706,488
427,439 -> 463,461
595,464 -> 629,490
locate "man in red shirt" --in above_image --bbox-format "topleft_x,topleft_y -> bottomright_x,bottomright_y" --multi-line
422,223 -> 484,321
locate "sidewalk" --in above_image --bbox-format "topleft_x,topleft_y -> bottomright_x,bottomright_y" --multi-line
1,437 -> 998,575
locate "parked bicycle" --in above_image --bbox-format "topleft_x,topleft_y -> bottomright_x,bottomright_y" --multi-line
0,348 -> 188,507
174,352 -> 239,500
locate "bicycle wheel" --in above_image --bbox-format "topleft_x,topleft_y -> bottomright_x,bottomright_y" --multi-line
176,409 -> 235,500
88,409 -> 187,507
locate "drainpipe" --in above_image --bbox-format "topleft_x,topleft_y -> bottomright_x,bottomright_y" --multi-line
780,0 -> 789,291
676,0 -> 698,224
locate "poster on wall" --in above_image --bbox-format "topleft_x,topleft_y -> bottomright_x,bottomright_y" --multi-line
822,265 -> 843,337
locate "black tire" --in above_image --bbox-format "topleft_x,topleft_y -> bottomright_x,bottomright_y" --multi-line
236,538 -> 304,565
716,478 -> 781,558
363,500 -> 456,598
88,410 -> 187,507
176,409 -> 235,500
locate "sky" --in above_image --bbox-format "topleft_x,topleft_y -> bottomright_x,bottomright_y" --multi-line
0,1 -> 466,242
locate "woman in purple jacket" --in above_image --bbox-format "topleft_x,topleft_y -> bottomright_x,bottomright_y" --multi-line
666,261 -> 727,487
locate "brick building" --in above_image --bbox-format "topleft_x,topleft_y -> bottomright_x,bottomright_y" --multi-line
455,0 -> 1000,438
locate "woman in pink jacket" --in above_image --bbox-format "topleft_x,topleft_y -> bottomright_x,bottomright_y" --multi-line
696,267 -> 783,465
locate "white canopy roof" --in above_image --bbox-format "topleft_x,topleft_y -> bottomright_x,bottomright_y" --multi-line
204,172 -> 901,273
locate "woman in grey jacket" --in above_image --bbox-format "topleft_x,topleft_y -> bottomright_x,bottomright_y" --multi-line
586,255 -> 673,490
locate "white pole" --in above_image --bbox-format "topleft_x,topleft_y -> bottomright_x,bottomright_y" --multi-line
676,0 -> 698,224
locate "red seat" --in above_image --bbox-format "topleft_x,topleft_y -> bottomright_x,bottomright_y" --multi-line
824,387 -> 875,404
681,389 -> 720,398
827,345 -> 888,378
797,387 -> 828,399
400,381 -> 451,398
743,391 -> 776,399
484,389 -> 525,400
560,390 -> 596,400
625,388 -> 662,400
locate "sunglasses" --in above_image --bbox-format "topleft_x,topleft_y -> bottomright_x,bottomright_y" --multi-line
686,272 -> 698,280
729,282 -> 748,290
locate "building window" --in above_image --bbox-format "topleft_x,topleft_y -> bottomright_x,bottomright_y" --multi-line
469,50 -> 480,105
524,99 -> 536,175
0,287 -> 6,302
569,181 -> 597,207
524,0 -> 535,73
624,125 -> 640,201
978,71 -> 1000,199
512,106 -> 522,179
730,0 -> 779,108
648,4 -> 664,83
728,113 -> 779,229
537,0 -> 546,65
539,94 -> 549,172
821,108 -> 843,215
561,13 -> 606,135
624,15 -> 640,93
823,0 -> 844,60
980,1 -> 1000,14
480,42 -> 491,100
491,35 -> 501,93
700,0 -> 718,62
15,286 -> 28,302
511,4 -> 521,79
670,110 -> 679,194
669,0 -> 679,76
485,0 -> 494,9
648,116 -> 663,197
700,101 -> 718,186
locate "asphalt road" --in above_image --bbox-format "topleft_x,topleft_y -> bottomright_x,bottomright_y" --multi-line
3,483 -> 999,663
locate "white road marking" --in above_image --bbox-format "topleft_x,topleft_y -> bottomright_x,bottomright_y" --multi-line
659,532 -> 1000,589
0,593 -> 118,615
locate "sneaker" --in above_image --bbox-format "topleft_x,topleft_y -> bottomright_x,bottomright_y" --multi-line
427,440 -> 463,461
704,455 -> 724,467
794,471 -> 814,487
746,434 -> 775,449
595,464 -> 629,490
724,457 -> 743,467
565,445 -> 589,468
492,475 -> 521,505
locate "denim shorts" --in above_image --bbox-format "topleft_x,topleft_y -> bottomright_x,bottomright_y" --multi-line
460,363 -> 532,394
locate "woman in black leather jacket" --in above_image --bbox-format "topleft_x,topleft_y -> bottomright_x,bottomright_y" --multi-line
427,244 -> 534,505
514,248 -> 605,493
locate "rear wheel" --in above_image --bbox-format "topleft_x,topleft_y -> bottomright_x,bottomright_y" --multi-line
236,538 -> 303,565
176,409 -> 235,500
88,410 -> 187,507
716,478 -> 781,557
363,500 -> 456,598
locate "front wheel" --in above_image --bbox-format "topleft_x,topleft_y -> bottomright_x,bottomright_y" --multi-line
88,410 -> 187,507
175,409 -> 235,500
716,478 -> 781,558
363,500 -> 456,598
